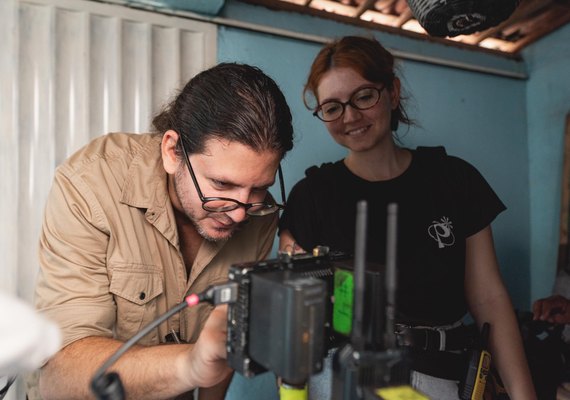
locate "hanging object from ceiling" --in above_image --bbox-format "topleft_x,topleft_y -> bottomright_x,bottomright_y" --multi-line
406,0 -> 521,37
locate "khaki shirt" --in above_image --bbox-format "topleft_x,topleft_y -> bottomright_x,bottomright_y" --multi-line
31,132 -> 276,396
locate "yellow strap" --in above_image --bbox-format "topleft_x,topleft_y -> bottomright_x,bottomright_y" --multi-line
279,383 -> 308,400
376,385 -> 430,400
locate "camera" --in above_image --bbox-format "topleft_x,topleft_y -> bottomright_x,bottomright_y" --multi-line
225,248 -> 385,385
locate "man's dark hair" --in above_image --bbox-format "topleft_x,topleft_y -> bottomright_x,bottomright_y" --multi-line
153,63 -> 294,157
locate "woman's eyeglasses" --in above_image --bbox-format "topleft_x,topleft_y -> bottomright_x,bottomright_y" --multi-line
313,86 -> 385,122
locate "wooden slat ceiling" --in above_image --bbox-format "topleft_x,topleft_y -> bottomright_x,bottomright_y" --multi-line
238,0 -> 570,57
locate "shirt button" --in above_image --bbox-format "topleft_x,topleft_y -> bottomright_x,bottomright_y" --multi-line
139,292 -> 146,300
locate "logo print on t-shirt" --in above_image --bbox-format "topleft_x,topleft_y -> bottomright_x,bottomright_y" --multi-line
428,216 -> 455,248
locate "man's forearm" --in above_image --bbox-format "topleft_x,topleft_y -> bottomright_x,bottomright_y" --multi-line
40,336 -> 197,400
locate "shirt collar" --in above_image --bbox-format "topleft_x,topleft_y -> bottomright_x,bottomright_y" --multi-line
120,133 -> 167,210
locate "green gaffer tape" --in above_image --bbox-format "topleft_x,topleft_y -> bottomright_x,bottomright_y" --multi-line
333,268 -> 353,336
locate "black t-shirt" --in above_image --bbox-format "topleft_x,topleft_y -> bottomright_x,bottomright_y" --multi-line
279,147 -> 506,326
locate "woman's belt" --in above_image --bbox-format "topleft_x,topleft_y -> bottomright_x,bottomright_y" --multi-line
394,322 -> 480,380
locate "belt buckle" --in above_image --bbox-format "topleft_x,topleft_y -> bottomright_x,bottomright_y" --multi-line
395,324 -> 447,351
436,327 -> 447,351
422,327 -> 446,351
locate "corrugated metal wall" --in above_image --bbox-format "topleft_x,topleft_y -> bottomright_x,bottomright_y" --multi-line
0,1 -> 216,397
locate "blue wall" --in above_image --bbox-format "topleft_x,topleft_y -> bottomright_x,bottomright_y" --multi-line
524,24 -> 570,301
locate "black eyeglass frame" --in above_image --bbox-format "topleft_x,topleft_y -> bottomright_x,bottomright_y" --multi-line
180,141 -> 286,216
312,86 -> 386,122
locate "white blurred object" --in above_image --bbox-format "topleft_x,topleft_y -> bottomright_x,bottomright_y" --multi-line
0,291 -> 60,377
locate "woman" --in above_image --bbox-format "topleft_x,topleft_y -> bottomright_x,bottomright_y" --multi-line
278,36 -> 536,399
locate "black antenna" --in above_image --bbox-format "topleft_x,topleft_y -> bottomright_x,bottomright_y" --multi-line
351,200 -> 367,351
384,203 -> 398,349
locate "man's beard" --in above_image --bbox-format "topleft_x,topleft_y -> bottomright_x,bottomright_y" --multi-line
194,214 -> 236,243
173,168 -> 237,243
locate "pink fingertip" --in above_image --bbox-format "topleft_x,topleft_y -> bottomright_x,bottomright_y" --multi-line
186,294 -> 200,307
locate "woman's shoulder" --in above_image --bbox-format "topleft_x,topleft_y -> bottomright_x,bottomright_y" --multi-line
413,146 -> 476,170
288,160 -> 345,197
412,146 -> 491,192
302,159 -> 345,181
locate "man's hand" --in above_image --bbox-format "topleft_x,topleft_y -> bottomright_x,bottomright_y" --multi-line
532,295 -> 570,324
179,305 -> 233,390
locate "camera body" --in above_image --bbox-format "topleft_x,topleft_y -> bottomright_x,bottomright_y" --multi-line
225,249 -> 385,385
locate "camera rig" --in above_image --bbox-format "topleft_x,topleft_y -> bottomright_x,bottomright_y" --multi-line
226,248 -> 385,385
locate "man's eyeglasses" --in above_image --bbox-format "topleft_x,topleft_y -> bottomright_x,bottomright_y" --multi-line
313,86 -> 385,122
180,143 -> 286,216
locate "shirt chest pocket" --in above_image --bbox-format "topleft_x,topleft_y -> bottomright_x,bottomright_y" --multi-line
109,269 -> 163,344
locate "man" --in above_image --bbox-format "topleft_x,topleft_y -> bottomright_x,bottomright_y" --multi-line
533,294 -> 570,324
31,63 -> 293,399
